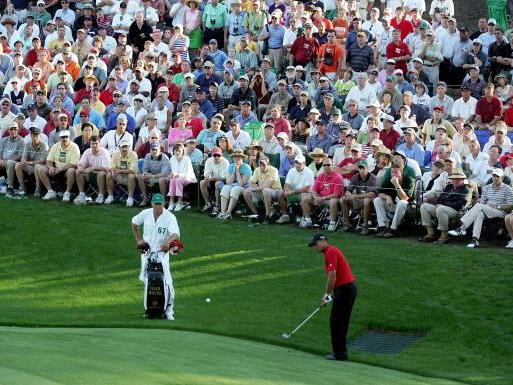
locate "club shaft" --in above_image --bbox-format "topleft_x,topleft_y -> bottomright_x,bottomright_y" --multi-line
288,307 -> 321,335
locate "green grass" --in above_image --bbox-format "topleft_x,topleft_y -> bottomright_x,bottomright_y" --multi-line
0,198 -> 512,385
0,327 -> 465,385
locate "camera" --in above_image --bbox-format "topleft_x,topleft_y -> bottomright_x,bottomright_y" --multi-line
233,27 -> 238,33
210,19 -> 215,25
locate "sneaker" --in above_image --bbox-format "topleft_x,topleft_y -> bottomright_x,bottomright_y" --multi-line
167,202 -> 175,211
327,221 -> 337,232
74,193 -> 87,205
216,212 -> 226,219
174,203 -> 184,211
6,187 -> 14,197
506,240 -> 513,249
104,195 -> 114,205
202,202 -> 212,212
448,227 -> 466,237
126,197 -> 134,207
62,191 -> 71,202
17,189 -> 26,197
383,229 -> 397,238
223,213 -> 232,220
467,238 -> 480,248
299,217 -> 313,228
247,213 -> 259,219
42,190 -> 57,200
210,206 -> 219,216
95,194 -> 104,204
276,214 -> 290,224
360,226 -> 369,235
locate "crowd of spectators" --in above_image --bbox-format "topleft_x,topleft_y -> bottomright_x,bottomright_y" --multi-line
1,0 -> 513,248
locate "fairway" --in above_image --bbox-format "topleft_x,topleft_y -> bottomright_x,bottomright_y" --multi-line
0,327 -> 465,385
1,198 -> 512,385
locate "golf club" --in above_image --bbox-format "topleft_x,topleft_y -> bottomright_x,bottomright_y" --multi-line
282,307 -> 321,339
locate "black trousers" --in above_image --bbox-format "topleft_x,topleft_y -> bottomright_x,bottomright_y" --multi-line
203,28 -> 225,49
451,65 -> 467,87
439,58 -> 452,84
330,282 -> 357,360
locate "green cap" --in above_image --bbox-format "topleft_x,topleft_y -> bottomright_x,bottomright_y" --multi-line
330,108 -> 342,116
357,160 -> 368,168
151,193 -> 165,204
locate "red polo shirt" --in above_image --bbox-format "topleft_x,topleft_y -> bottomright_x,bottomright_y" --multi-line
380,128 -> 401,150
504,106 -> 513,127
390,17 -> 414,40
324,245 -> 355,287
174,117 -> 203,138
476,96 -> 503,124
269,117 -> 292,139
386,41 -> 411,74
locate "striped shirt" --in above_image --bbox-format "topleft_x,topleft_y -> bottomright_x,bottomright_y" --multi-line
346,44 -> 374,73
480,183 -> 513,206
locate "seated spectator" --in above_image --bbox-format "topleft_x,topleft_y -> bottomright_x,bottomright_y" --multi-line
462,65 -> 486,100
259,122 -> 281,155
235,100 -> 258,129
279,141 -> 297,177
373,146 -> 393,185
463,139 -> 489,175
379,114 -> 401,150
373,162 -> 415,238
421,106 -> 457,146
0,122 -> 25,196
419,169 -> 470,243
276,154 -> 315,224
168,143 -> 197,211
168,112 -> 193,146
200,147 -> 229,214
337,143 -> 364,184
449,168 -> 513,248
225,119 -> 252,150
73,136 -> 111,205
396,127 -> 425,166
475,83 -> 503,129
37,129 -> 80,202
138,143 -> 171,207
15,127 -> 49,196
333,131 -> 356,166
74,123 -> 94,154
470,145 -> 503,186
483,122 -> 511,154
451,86 -> 477,122
429,82 -> 454,120
185,138 -> 203,166
105,140 -> 138,206
422,157 -> 459,202
218,150 -> 252,220
243,155 -> 282,223
340,160 -> 377,234
101,114 -> 134,154
307,120 -> 334,154
453,121 -> 476,159
299,157 -> 344,230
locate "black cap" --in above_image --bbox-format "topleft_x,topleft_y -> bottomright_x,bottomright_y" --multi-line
30,126 -> 41,134
308,233 -> 328,247
459,27 -> 468,32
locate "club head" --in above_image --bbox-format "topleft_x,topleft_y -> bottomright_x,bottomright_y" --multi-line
282,333 -> 290,339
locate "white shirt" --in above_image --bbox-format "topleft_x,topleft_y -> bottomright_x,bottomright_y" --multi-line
429,0 -> 454,16
344,85 -> 377,113
451,97 -> 477,121
440,30 -> 459,59
284,166 -> 315,190
45,29 -> 74,48
54,8 -> 76,26
100,130 -> 134,154
169,155 -> 197,181
139,5 -> 159,25
169,3 -> 188,27
226,130 -> 252,150
465,152 -> 489,176
136,78 -> 153,95
112,1 -> 141,17
204,156 -> 229,179
403,0 -> 426,14
112,13 -> 134,35
23,116 -> 47,131
283,28 -> 298,47
362,20 -> 384,37
52,52 -> 80,66
483,136 -> 512,154
17,23 -> 40,40
131,209 -> 180,253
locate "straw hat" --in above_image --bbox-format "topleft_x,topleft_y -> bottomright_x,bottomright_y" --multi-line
230,149 -> 247,159
248,140 -> 263,151
308,148 -> 328,158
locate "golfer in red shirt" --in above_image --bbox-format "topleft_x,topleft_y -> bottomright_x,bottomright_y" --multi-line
309,233 -> 357,361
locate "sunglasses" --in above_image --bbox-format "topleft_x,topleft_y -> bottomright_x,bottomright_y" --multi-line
322,164 -> 332,166
213,154 -> 222,157
60,136 -> 69,138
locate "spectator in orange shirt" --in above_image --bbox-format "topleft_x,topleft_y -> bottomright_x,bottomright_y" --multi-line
319,30 -> 344,79
32,50 -> 55,82
24,69 -> 48,94
63,51 -> 81,81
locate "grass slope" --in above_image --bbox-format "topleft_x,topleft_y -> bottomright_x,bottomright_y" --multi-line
0,327 -> 465,385
0,198 -> 512,385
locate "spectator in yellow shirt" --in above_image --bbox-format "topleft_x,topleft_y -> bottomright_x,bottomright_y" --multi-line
105,140 -> 139,207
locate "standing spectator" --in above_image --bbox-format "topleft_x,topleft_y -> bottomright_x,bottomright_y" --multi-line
439,18 -> 460,83
224,0 -> 248,50
487,28 -> 512,81
289,22 -> 320,67
386,29 -> 412,75
414,29 -> 443,88
202,0 -> 228,49
319,30 -> 344,79
259,12 -> 286,71
344,31 -> 374,73
451,27 -> 473,86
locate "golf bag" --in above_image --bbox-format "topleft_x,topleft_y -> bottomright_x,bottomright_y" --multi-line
144,252 -> 168,318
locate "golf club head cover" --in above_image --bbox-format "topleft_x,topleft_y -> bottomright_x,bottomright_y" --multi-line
169,239 -> 184,254
323,294 -> 333,304
137,241 -> 151,253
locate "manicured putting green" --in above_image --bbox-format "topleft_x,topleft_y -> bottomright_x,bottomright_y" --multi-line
0,327 -> 464,385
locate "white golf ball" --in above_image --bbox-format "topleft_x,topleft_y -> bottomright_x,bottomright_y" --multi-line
206,298 -> 211,303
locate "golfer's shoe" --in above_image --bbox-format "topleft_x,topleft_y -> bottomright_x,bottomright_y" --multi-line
104,195 -> 114,205
42,190 -> 57,200
325,353 -> 347,361
216,212 -> 226,219
448,227 -> 466,237
276,214 -> 290,224
165,308 -> 174,321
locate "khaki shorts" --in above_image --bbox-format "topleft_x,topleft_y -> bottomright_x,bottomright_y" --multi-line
114,174 -> 129,185
146,176 -> 168,185
251,189 -> 279,203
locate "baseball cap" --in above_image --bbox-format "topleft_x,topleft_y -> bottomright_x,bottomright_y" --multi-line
150,142 -> 159,149
238,74 -> 249,81
488,18 -> 497,25
309,108 -> 320,115
492,168 -> 504,177
393,150 -> 407,160
404,127 -> 416,135
30,127 -> 41,134
351,143 -> 362,152
58,113 -> 68,119
276,132 -> 288,140
386,58 -> 396,64
412,57 -> 424,64
433,106 -> 444,112
357,159 -> 368,168
59,130 -> 70,137
308,233 -> 328,247
371,139 -> 383,147
211,147 -> 222,156
117,113 -> 128,121
295,154 -> 306,163
118,139 -> 130,147
151,193 -> 165,204
381,113 -> 395,122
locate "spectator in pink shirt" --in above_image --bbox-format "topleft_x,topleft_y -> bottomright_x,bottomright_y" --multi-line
168,112 -> 194,146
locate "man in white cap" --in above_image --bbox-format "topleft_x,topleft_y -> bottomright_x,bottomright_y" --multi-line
101,114 -> 134,155
36,129 -> 80,202
449,168 -> 513,248
276,154 -> 315,224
